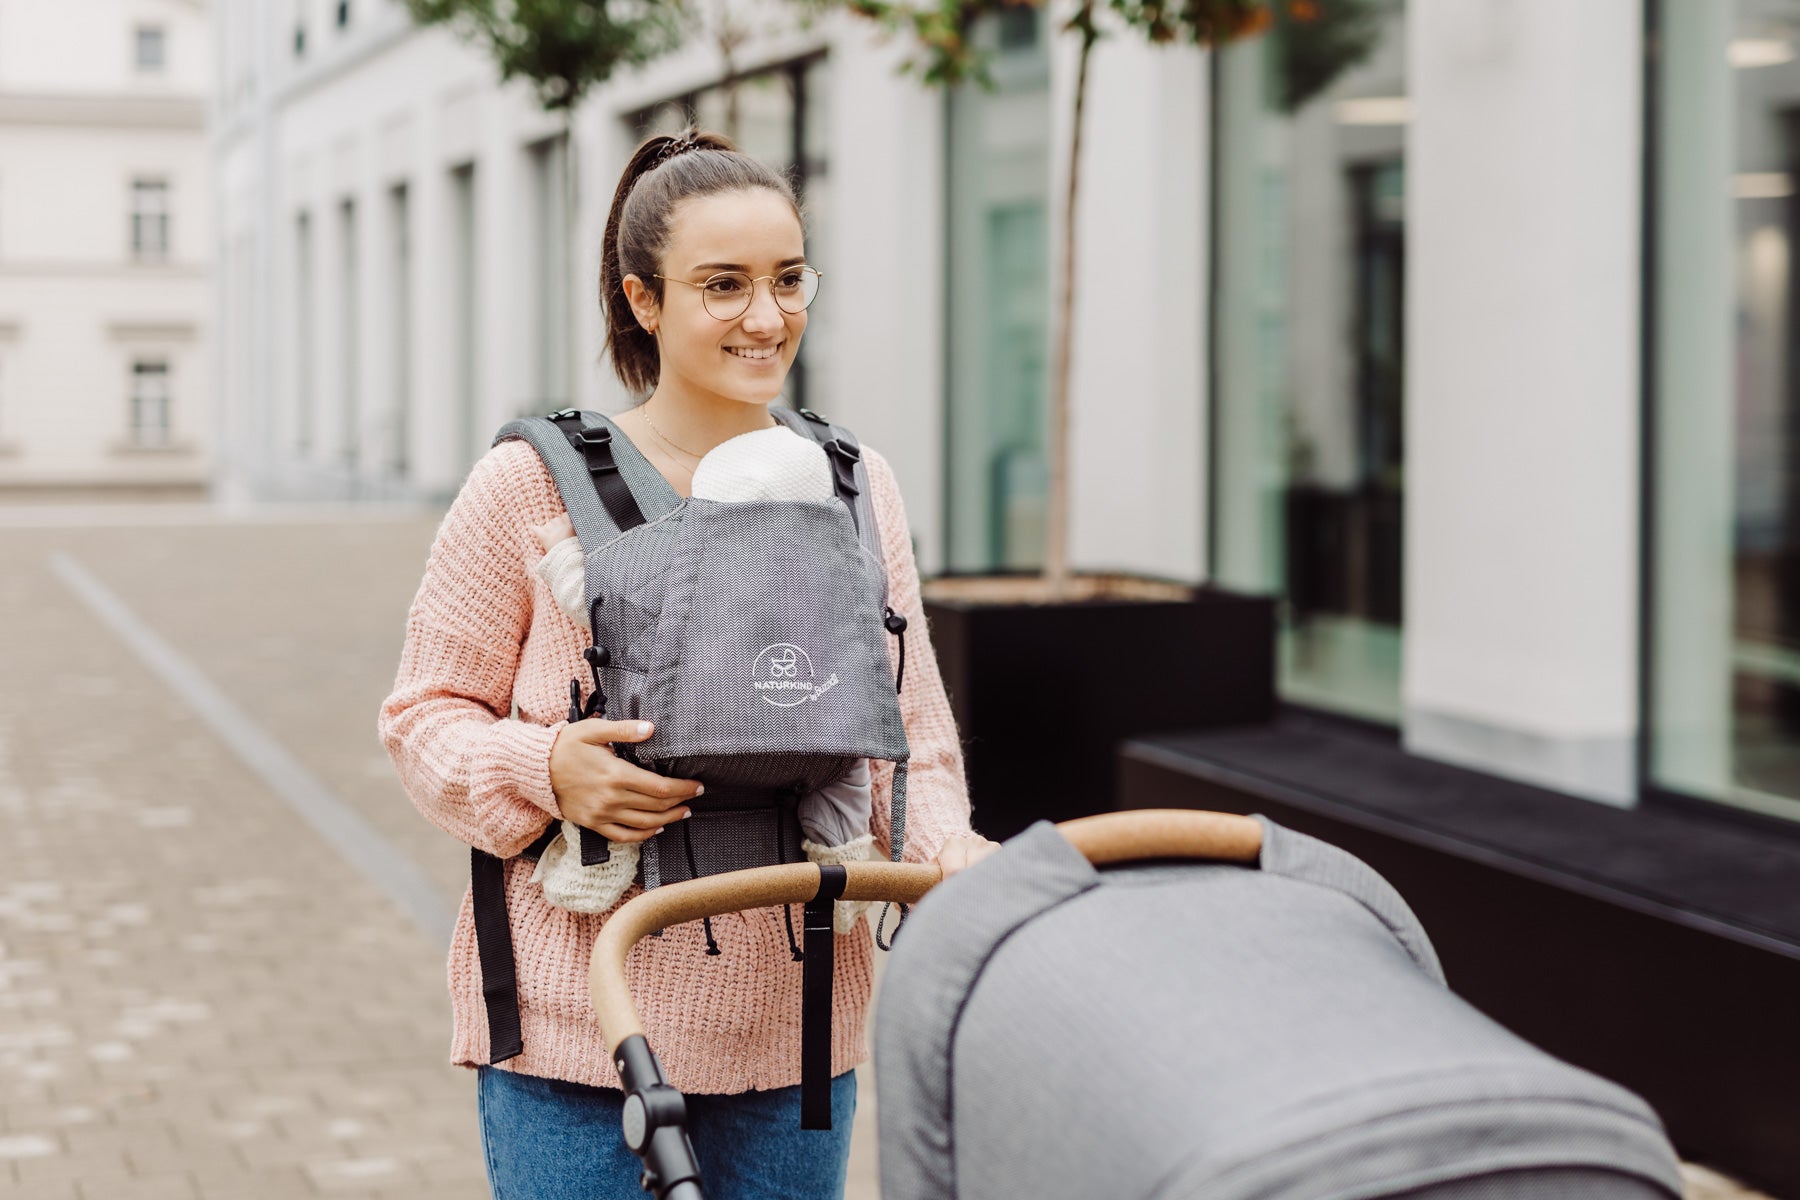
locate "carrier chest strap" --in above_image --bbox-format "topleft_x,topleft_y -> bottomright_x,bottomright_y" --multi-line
801,864 -> 849,1130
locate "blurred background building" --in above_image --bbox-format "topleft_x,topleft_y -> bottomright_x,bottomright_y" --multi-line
0,0 -> 212,496
210,0 -> 1800,834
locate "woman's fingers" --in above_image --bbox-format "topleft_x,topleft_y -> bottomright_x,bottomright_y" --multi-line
611,759 -> 703,804
935,833 -> 1001,880
575,718 -> 656,746
602,802 -> 692,831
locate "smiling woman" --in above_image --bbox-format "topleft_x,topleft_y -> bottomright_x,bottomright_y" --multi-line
596,133 -> 816,493
373,125 -> 994,1200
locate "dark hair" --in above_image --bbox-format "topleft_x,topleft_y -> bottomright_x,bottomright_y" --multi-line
600,128 -> 803,397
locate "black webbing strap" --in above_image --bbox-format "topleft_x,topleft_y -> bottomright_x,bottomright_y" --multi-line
801,864 -> 848,1130
472,846 -> 526,1063
795,408 -> 862,534
473,824 -> 563,1063
578,826 -> 610,866
550,413 -> 648,535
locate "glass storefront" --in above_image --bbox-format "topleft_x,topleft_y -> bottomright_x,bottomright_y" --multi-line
630,55 -> 831,411
1652,0 -> 1800,821
943,10 -> 1052,573
1210,1 -> 1408,724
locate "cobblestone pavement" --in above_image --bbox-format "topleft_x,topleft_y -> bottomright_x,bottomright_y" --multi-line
0,505 -> 1775,1200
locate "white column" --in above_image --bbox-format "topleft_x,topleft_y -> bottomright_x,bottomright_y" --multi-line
1403,0 -> 1644,804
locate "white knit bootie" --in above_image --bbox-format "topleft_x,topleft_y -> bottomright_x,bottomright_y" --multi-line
529,821 -> 640,914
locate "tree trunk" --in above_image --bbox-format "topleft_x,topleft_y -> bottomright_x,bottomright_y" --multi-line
1045,0 -> 1097,600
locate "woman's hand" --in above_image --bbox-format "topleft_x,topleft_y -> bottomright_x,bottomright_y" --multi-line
934,832 -> 1001,880
533,513 -> 575,553
549,719 -> 701,843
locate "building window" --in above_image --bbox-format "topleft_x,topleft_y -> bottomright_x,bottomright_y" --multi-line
388,183 -> 412,477
339,198 -> 359,469
295,210 -> 314,453
135,26 -> 165,72
527,136 -> 571,415
1650,0 -> 1800,823
627,53 -> 830,413
1210,2 -> 1409,726
943,16 -> 1050,574
131,180 -> 170,261
449,163 -> 478,470
129,361 -> 171,446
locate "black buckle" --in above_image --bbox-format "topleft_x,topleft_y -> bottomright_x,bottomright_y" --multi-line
822,438 -> 861,499
548,408 -> 582,421
575,425 -> 621,475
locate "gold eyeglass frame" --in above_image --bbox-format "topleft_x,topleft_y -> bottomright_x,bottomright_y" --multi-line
653,266 -> 823,321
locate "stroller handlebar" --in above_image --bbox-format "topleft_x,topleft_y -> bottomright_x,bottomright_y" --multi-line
587,810 -> 1262,1200
588,810 -> 1263,1049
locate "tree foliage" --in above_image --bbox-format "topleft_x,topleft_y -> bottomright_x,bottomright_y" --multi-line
821,0 -> 1387,98
405,0 -> 685,110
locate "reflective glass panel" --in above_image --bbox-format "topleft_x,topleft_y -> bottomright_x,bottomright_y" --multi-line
1211,1 -> 1409,724
1653,0 -> 1800,821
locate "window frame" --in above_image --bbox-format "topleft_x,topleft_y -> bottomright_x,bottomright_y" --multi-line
130,178 -> 170,262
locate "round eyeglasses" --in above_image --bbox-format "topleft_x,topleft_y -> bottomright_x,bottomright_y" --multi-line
654,266 -> 822,321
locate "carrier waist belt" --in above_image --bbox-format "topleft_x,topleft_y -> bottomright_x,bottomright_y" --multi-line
640,783 -> 807,889
474,782 -> 806,1064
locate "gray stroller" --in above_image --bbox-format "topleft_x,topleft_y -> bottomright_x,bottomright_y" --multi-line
587,811 -> 1685,1199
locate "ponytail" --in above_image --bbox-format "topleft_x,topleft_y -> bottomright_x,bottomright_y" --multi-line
600,128 -> 803,397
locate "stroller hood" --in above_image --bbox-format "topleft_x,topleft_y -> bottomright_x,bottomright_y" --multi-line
874,818 -> 1683,1200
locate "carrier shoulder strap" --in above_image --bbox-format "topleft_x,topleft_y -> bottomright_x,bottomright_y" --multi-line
773,407 -> 909,872
771,406 -> 886,586
492,408 -> 684,553
475,408 -> 678,1064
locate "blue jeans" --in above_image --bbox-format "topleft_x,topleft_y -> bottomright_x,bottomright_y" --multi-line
476,1064 -> 857,1200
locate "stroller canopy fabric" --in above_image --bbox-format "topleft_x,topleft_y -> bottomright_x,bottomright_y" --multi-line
874,818 -> 1683,1200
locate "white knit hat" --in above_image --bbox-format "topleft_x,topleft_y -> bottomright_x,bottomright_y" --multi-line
690,424 -> 833,504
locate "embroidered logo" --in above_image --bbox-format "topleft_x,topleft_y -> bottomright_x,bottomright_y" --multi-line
752,643 -> 839,707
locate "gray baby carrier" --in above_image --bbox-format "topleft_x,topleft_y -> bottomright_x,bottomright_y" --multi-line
473,406 -> 911,1064
875,819 -> 1684,1200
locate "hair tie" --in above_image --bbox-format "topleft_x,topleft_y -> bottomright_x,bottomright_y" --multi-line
653,131 -> 703,168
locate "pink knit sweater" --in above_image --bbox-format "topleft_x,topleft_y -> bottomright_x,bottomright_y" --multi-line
377,432 -> 972,1093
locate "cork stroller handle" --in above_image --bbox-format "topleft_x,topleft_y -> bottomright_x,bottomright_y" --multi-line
588,809 -> 1263,1049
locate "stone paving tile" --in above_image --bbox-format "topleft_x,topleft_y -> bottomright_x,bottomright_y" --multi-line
0,525 -> 491,1199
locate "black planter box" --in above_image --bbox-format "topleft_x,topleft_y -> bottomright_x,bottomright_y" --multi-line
923,580 -> 1276,841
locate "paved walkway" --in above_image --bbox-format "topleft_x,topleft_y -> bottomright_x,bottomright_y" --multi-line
0,506 -> 1771,1199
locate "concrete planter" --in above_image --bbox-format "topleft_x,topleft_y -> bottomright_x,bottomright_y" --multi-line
922,577 -> 1276,842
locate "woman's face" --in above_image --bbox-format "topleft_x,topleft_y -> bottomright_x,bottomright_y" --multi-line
631,188 -> 807,408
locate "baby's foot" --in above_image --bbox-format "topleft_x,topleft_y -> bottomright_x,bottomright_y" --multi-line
533,513 -> 575,552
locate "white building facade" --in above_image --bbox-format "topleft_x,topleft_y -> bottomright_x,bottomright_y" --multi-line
215,0 -> 1800,834
0,0 -> 213,494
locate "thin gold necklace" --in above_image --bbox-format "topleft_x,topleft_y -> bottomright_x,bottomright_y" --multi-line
641,402 -> 778,462
640,403 -> 704,462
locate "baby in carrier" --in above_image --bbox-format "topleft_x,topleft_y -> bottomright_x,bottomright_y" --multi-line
527,422 -> 875,931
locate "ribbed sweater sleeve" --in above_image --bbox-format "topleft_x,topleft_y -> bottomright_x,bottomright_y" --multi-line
863,446 -> 974,862
377,442 -> 569,859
